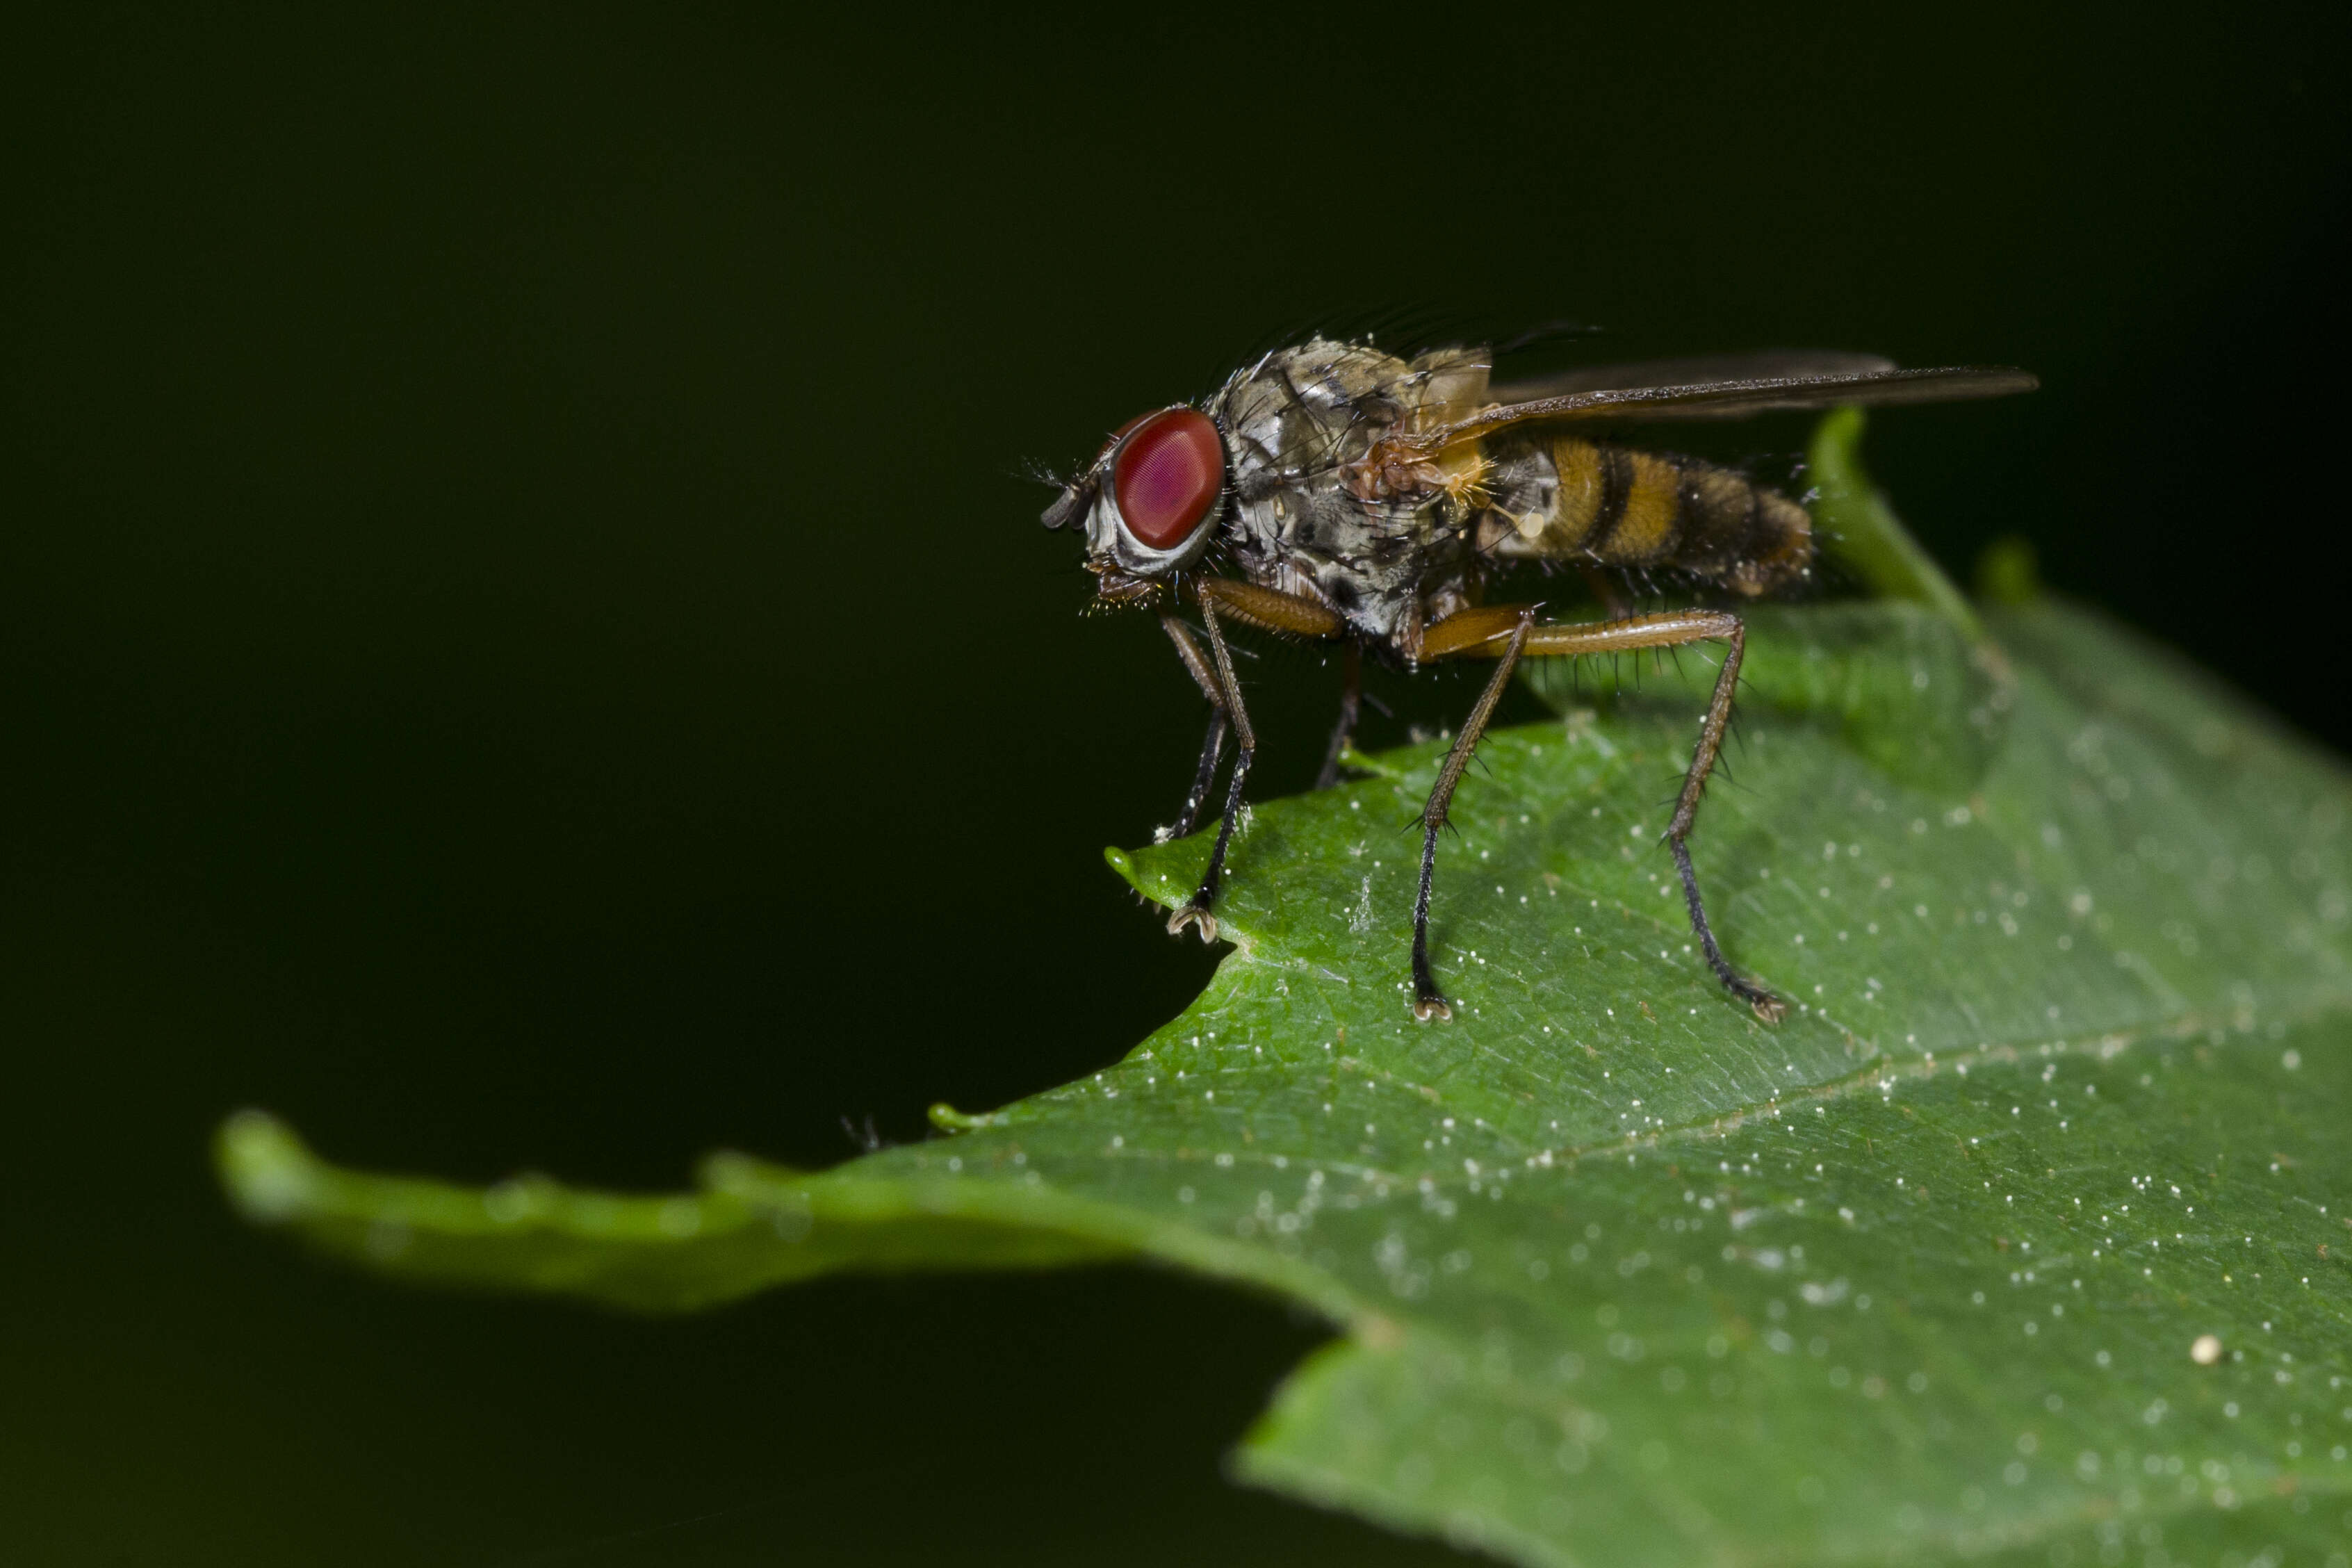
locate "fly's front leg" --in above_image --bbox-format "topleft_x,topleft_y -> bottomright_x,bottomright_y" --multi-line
1410,611 -> 1535,1021
1157,580 -> 1342,941
1159,614 -> 1230,841
1168,710 -> 1229,841
1314,642 -> 1363,791
1166,598 -> 1255,944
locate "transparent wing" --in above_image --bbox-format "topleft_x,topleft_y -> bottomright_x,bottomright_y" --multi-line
1439,364 -> 2040,444
1487,350 -> 1897,405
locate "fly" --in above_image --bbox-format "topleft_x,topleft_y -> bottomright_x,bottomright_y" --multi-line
1041,340 -> 2036,1022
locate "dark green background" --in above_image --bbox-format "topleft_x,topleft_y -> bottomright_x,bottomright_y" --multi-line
6,6 -> 2348,1563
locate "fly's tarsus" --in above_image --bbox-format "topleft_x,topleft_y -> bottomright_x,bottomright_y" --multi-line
1166,902 -> 1219,945
1674,839 -> 1785,1022
1410,812 -> 1453,1022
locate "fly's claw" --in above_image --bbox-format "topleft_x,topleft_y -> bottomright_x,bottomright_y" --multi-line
1166,903 -> 1218,944
1412,992 -> 1453,1023
1732,979 -> 1786,1024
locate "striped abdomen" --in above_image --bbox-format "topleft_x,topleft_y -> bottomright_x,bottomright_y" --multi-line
1477,435 -> 1813,597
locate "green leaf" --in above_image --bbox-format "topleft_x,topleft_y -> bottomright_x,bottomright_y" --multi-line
1808,405 -> 1984,639
219,471 -> 2352,1565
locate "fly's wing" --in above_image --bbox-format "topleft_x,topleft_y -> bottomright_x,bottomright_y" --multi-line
1435,362 -> 2039,446
1486,349 -> 1896,405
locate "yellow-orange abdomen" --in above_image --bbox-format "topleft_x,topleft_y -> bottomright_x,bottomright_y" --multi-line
1483,436 -> 1813,596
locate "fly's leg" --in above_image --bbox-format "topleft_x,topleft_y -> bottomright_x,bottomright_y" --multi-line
1156,581 -> 1344,938
1159,614 -> 1230,841
1170,710 -> 1230,840
1410,611 -> 1535,1020
1424,606 -> 1784,1021
1660,616 -> 1783,1020
1576,563 -> 1633,621
1314,642 -> 1364,791
1166,598 -> 1255,944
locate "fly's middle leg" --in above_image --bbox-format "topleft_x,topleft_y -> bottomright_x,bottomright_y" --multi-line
1166,599 -> 1255,944
1410,611 -> 1535,1020
1576,563 -> 1633,621
1314,642 -> 1364,791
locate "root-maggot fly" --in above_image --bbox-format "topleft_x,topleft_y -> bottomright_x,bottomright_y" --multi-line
1042,340 -> 2036,1021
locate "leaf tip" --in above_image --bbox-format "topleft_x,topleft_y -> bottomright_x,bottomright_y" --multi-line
927,1102 -> 1006,1133
1804,408 -> 1983,640
1974,534 -> 2043,606
214,1108 -> 319,1224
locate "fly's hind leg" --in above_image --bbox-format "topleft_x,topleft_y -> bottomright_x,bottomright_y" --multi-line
1429,607 -> 1784,1022
1658,614 -> 1784,1020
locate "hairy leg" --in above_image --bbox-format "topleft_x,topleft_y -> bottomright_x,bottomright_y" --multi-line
1410,611 -> 1535,1020
1423,605 -> 1783,1020
1314,642 -> 1364,791
1166,598 -> 1257,944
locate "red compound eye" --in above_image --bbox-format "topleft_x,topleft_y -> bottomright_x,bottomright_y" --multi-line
1111,408 -> 1224,550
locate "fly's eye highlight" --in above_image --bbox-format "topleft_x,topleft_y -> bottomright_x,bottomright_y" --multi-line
1110,408 -> 1224,549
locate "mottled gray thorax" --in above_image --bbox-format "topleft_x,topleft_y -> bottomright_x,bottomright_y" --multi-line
1209,339 -> 1486,653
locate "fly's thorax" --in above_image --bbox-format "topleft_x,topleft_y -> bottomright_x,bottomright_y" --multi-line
1210,338 -> 1493,646
1477,434 -> 1815,597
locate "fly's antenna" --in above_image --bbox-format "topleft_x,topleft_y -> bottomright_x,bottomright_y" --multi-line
1018,455 -> 1075,490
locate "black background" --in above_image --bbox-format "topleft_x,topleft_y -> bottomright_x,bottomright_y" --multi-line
5,6 -> 2349,1564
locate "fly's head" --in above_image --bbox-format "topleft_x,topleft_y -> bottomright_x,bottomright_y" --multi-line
1040,406 -> 1229,606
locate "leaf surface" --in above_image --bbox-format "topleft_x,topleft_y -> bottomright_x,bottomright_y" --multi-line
220,445 -> 2352,1567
